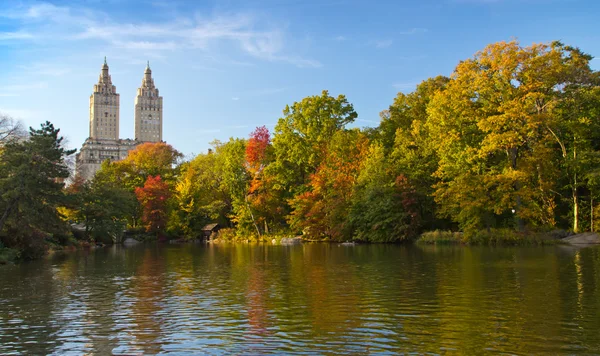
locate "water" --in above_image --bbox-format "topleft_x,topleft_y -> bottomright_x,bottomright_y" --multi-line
1,243 -> 599,355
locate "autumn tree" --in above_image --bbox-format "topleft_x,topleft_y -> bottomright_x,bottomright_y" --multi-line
427,40 -> 597,232
96,142 -> 182,190
270,90 -> 358,194
288,129 -> 369,240
170,149 -> 229,237
135,175 -> 172,234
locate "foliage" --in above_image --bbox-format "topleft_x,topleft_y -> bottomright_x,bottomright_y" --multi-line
65,177 -> 136,243
417,230 -> 463,245
288,129 -> 369,240
418,229 -> 563,246
0,121 -> 74,254
5,40 -> 600,257
427,40 -> 597,232
135,175 -> 172,234
271,90 -> 357,194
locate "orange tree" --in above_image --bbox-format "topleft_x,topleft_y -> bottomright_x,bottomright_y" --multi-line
135,175 -> 172,234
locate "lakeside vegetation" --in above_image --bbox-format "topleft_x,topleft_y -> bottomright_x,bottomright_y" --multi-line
1,40 -> 600,261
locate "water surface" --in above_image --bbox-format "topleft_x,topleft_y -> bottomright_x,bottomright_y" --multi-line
1,243 -> 599,354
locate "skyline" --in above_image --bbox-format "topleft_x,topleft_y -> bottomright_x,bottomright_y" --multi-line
0,0 -> 598,157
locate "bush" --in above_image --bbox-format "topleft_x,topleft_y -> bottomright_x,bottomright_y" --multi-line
417,229 -> 563,246
417,230 -> 463,244
0,248 -> 19,264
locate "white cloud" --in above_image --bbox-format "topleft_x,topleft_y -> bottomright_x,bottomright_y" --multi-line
392,82 -> 419,91
0,108 -> 46,121
0,31 -> 34,40
1,82 -> 48,91
17,63 -> 71,77
373,39 -> 393,49
197,128 -> 221,134
399,28 -> 428,35
1,2 -> 321,68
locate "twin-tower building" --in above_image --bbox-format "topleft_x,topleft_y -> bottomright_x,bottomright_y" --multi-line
76,58 -> 164,180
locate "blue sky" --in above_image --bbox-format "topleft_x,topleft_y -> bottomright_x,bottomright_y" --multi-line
0,0 -> 598,157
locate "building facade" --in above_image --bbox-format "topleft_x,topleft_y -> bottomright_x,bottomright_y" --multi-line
76,59 -> 163,181
90,57 -> 120,140
134,62 -> 163,142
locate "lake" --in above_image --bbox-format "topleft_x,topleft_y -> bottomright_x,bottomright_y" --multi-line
1,242 -> 599,354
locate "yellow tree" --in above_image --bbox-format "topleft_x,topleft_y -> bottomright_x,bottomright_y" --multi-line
427,40 -> 595,232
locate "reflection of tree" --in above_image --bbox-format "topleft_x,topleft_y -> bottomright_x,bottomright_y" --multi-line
128,248 -> 166,354
246,257 -> 269,336
302,244 -> 362,334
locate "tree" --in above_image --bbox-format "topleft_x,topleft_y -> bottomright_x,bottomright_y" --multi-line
65,177 -> 136,242
349,144 -> 421,242
170,151 -> 228,237
387,77 -> 451,231
271,90 -> 358,193
96,142 -> 182,190
0,114 -> 25,145
427,40 -> 597,232
0,121 -> 75,234
288,129 -> 369,240
246,126 -> 271,175
135,175 -> 172,234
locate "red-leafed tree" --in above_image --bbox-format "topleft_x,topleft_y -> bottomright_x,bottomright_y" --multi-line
245,125 -> 271,175
135,175 -> 172,233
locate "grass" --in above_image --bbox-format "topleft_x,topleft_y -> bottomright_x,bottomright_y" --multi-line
209,228 -> 299,244
417,229 -> 565,246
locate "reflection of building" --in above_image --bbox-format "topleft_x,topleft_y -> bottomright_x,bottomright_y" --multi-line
76,58 -> 164,180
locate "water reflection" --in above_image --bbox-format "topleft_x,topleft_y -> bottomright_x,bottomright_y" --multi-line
0,243 -> 599,354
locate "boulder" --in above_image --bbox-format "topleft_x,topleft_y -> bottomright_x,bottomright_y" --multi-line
280,237 -> 302,245
562,232 -> 600,245
122,237 -> 140,246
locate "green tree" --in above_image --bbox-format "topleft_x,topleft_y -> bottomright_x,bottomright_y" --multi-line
270,90 -> 357,194
349,144 -> 421,242
66,178 -> 136,242
387,77 -> 450,230
0,121 -> 75,255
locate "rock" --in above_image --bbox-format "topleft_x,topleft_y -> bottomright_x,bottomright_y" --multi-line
122,237 -> 140,246
280,237 -> 302,245
561,232 -> 600,245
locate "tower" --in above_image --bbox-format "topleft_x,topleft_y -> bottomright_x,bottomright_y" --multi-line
134,61 -> 163,142
90,57 -> 120,140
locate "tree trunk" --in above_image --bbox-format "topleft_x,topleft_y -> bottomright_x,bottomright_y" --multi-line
510,147 -> 524,231
573,146 -> 579,233
573,186 -> 579,233
0,197 -> 18,233
591,194 -> 594,233
245,195 -> 261,237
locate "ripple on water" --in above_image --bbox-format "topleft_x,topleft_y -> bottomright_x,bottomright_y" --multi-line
0,244 -> 599,354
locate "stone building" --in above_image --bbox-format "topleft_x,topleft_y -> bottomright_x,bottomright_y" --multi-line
134,62 -> 163,142
76,59 -> 164,181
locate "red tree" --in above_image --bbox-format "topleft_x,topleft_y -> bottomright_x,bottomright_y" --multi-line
135,175 -> 171,233
245,126 -> 270,174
